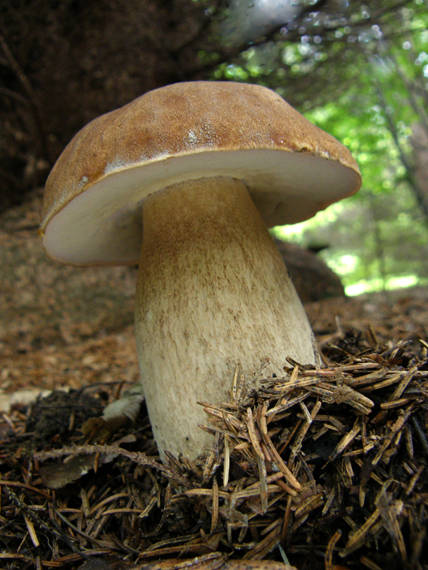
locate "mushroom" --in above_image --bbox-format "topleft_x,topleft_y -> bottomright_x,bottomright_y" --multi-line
41,81 -> 361,460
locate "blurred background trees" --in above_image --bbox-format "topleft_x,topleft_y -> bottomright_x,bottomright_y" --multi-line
1,0 -> 427,294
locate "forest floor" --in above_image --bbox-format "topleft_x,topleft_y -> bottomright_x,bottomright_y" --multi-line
0,193 -> 427,569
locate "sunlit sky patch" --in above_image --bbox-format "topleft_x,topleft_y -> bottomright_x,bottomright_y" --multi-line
220,0 -> 299,46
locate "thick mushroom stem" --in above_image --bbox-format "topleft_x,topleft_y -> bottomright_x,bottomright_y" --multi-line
135,177 -> 317,460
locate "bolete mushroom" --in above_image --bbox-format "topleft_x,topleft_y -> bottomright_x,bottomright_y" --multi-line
41,81 -> 361,460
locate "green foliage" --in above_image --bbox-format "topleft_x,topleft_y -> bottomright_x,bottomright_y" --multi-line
238,0 -> 428,293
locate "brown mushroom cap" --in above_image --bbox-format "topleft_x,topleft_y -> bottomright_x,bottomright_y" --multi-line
41,81 -> 361,265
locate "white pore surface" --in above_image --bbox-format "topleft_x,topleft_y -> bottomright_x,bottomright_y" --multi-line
43,149 -> 358,265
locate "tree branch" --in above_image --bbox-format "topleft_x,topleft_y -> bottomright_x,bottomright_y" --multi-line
0,33 -> 52,164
